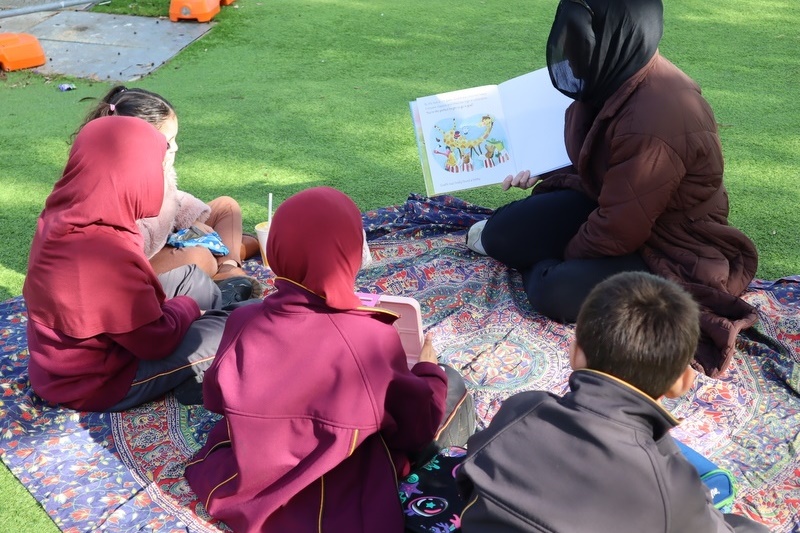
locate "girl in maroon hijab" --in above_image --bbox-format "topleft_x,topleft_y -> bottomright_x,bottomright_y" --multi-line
185,187 -> 450,533
23,115 -> 229,412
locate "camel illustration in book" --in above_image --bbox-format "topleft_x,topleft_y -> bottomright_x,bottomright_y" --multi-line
434,115 -> 495,159
460,151 -> 474,172
484,144 -> 497,168
484,138 -> 510,168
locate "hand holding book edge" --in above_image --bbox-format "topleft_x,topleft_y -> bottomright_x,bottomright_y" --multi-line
502,170 -> 541,191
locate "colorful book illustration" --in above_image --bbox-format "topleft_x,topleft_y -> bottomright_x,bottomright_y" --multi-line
410,67 -> 573,196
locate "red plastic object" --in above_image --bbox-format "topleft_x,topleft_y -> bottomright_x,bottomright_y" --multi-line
0,33 -> 46,72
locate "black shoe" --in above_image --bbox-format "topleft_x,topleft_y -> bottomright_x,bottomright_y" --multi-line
216,276 -> 256,309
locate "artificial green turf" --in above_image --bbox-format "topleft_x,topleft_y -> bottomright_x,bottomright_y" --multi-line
92,0 -> 168,17
1,0 -> 798,528
0,463 -> 59,532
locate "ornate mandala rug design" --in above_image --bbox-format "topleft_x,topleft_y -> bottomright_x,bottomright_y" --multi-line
0,195 -> 796,531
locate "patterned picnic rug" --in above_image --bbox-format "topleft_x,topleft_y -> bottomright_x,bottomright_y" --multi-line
0,194 -> 797,531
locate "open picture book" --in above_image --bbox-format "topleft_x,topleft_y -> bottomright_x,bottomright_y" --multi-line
410,67 -> 573,196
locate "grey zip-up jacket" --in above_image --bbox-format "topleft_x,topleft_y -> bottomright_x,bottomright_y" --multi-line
457,370 -> 769,533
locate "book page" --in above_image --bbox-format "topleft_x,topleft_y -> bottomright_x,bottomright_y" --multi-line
499,67 -> 573,176
415,85 -> 517,195
409,101 -> 433,190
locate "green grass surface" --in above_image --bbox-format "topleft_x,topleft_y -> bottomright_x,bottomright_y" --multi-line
92,0 -> 168,17
1,0 -> 798,529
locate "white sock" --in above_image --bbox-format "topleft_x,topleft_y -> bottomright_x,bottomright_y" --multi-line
466,219 -> 488,255
361,229 -> 373,268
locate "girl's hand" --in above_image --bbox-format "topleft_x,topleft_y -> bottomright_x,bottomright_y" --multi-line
502,170 -> 541,191
192,221 -> 214,235
418,333 -> 439,365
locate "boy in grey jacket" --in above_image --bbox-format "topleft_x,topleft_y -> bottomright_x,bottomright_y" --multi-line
457,272 -> 770,533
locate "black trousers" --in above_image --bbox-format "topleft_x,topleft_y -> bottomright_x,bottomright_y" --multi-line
722,514 -> 772,533
107,264 -> 229,411
482,189 -> 649,322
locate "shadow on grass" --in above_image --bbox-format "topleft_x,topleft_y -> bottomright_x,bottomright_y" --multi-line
2,0 -> 799,294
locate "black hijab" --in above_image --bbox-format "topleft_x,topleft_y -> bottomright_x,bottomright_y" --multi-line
546,0 -> 663,105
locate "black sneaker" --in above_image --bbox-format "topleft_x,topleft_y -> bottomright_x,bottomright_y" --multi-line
216,276 -> 256,309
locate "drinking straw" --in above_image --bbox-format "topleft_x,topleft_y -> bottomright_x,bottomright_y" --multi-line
268,193 -> 273,225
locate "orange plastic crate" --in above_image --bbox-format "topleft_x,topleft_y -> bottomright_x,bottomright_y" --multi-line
169,0 -> 220,22
0,33 -> 46,72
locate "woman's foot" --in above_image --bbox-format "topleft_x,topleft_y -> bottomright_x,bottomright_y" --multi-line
466,219 -> 488,255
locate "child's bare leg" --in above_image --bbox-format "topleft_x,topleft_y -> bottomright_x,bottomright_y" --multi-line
205,196 -> 248,279
206,196 -> 243,264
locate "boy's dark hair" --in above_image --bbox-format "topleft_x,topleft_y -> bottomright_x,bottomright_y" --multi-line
72,86 -> 175,141
575,271 -> 700,398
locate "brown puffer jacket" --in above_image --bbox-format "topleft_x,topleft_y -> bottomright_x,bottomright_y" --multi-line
535,52 -> 758,376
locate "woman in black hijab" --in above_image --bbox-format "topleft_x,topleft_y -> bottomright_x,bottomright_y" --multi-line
546,0 -> 663,105
468,0 -> 759,377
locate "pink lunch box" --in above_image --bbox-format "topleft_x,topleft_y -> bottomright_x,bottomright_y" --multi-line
356,293 -> 424,368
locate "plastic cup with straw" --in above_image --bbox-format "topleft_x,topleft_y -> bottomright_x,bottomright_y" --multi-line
255,193 -> 272,267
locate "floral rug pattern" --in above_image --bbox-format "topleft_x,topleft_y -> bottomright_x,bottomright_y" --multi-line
0,195 -> 797,531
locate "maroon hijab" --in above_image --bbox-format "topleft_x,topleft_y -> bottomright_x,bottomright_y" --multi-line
24,115 -> 168,338
267,187 -> 364,310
